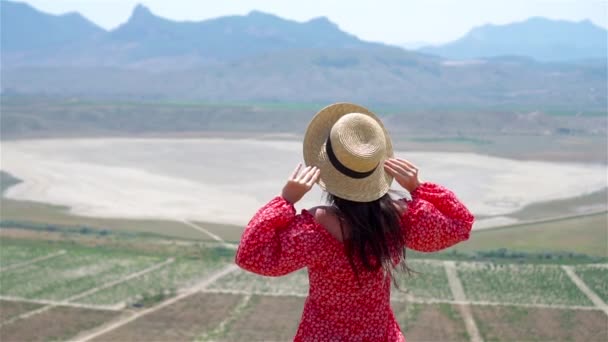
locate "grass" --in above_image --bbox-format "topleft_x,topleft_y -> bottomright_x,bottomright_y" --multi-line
573,266 -> 608,303
507,188 -> 607,221
457,262 -> 593,306
0,198 -> 229,241
447,212 -> 608,257
393,260 -> 453,301
0,242 -> 62,268
77,257 -> 226,306
0,246 -> 160,300
0,237 -> 232,303
208,268 -> 309,295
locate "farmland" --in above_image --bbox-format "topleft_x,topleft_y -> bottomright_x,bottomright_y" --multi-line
471,306 -> 607,342
574,265 -> 608,303
0,233 -> 606,341
456,262 -> 593,306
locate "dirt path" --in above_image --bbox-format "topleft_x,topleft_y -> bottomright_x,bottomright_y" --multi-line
0,250 -> 66,272
561,265 -> 608,316
444,261 -> 483,342
72,263 -> 239,342
0,258 -> 174,326
179,220 -> 237,249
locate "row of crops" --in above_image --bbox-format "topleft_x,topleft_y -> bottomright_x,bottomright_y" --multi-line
0,241 -> 226,307
207,259 -> 607,307
1,240 -> 606,308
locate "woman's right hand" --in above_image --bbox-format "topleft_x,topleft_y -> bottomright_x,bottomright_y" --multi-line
281,163 -> 320,204
384,158 -> 421,193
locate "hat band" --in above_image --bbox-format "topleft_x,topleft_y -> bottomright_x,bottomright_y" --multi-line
325,137 -> 378,179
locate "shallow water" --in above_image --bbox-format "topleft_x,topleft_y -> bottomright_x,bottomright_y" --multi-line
2,138 -> 606,227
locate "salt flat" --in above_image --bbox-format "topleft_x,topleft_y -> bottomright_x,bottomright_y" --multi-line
1,138 -> 606,228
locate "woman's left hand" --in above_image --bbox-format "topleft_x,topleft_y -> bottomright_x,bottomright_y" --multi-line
281,163 -> 320,204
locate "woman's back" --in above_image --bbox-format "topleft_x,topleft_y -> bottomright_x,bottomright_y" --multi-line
236,183 -> 474,341
235,102 -> 474,341
302,210 -> 400,340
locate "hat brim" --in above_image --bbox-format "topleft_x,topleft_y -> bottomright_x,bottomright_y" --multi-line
303,103 -> 394,202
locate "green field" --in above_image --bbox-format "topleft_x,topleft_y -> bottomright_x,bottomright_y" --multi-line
77,257 -> 225,306
0,242 -> 62,268
0,243 -> 161,300
208,268 -> 309,296
574,266 -> 608,303
393,260 -> 453,301
447,212 -> 608,257
1,233 -> 607,342
457,262 -> 593,306
0,237 -> 232,304
0,198 -> 228,241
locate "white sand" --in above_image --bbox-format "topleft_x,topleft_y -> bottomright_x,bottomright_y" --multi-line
1,138 -> 606,228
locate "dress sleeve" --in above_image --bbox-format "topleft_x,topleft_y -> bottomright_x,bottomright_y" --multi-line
401,182 -> 474,252
235,196 -> 324,276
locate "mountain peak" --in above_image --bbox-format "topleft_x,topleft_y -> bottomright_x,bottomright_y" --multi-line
247,10 -> 276,18
130,3 -> 155,20
307,16 -> 335,27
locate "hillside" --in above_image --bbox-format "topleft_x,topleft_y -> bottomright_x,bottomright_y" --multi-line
3,53 -> 605,110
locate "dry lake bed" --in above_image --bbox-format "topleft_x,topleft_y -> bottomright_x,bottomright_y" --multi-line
2,138 -> 606,229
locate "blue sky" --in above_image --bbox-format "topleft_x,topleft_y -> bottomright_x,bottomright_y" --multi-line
18,0 -> 608,45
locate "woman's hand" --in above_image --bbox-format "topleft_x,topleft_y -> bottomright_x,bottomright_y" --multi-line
281,163 -> 320,204
384,158 -> 421,193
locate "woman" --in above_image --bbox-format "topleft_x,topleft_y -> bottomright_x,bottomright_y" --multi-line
236,103 -> 474,341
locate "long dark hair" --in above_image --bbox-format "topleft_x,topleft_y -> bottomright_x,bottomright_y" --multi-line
326,191 -> 412,284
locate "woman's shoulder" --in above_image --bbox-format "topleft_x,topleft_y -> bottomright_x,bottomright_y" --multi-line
303,205 -> 345,242
305,205 -> 333,219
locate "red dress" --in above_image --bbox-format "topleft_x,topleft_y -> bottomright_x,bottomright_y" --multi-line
236,182 -> 474,341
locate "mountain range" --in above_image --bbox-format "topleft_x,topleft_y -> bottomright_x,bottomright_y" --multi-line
1,1 -> 606,110
420,17 -> 607,62
1,1 -> 388,69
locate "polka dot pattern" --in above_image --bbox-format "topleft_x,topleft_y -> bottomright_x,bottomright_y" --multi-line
236,182 -> 474,341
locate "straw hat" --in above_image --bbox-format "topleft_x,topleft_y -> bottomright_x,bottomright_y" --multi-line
303,103 -> 394,202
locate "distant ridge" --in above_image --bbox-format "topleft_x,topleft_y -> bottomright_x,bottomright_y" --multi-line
0,0 -> 105,52
420,17 -> 607,62
1,1 -> 386,67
